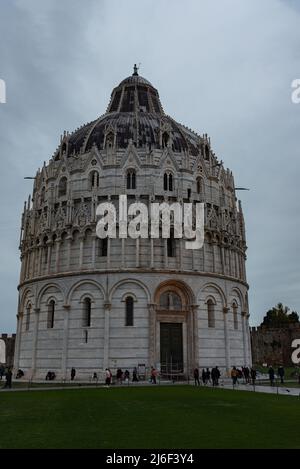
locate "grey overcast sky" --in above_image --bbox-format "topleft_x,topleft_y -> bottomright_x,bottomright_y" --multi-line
0,0 -> 299,331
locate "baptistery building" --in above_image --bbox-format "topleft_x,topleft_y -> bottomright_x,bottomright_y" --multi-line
14,66 -> 251,379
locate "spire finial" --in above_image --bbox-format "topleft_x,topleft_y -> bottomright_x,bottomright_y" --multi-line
133,64 -> 139,76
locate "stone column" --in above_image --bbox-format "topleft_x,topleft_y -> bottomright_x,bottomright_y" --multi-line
37,246 -> 42,277
31,308 -> 40,378
246,313 -> 252,366
223,307 -> 231,372
191,305 -> 199,368
179,238 -> 183,270
150,239 -> 154,268
92,235 -> 96,269
103,302 -> 111,369
13,313 -> 23,371
235,250 -> 239,278
164,239 -> 168,269
66,236 -> 72,271
55,238 -> 61,273
20,255 -> 25,283
121,238 -> 125,268
148,304 -> 156,367
25,249 -> 30,279
220,246 -> 225,275
46,240 -> 52,274
79,235 -> 84,269
212,242 -> 216,272
107,239 -> 111,269
61,305 -> 70,379
136,238 -> 140,267
241,311 -> 247,366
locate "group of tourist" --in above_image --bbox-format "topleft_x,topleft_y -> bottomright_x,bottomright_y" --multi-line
193,366 -> 259,387
230,366 -> 257,385
193,367 -> 221,386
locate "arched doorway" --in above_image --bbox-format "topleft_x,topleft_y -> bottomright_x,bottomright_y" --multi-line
150,281 -> 197,378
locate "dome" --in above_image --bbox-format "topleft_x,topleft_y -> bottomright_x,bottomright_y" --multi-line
56,65 -> 200,158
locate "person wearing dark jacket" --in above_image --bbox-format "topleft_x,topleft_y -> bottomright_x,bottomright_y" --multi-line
268,366 -> 275,386
250,367 -> 257,385
193,368 -> 200,386
277,366 -> 284,384
132,367 -> 139,382
4,368 -> 12,389
71,368 -> 76,381
211,366 -> 220,386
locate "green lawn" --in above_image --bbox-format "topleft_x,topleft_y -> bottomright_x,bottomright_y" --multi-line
0,386 -> 299,449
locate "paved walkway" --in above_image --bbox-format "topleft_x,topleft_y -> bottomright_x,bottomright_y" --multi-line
1,379 -> 300,396
221,382 -> 300,397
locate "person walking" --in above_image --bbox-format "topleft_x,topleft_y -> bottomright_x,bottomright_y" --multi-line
0,364 -> 5,381
243,366 -> 250,384
211,367 -> 218,386
116,368 -> 123,384
4,368 -> 12,389
268,366 -> 275,386
201,369 -> 206,385
277,365 -> 285,384
193,368 -> 200,386
250,367 -> 257,385
231,367 -> 238,386
124,370 -> 130,384
205,368 -> 211,384
150,367 -> 157,384
105,368 -> 112,386
71,368 -> 76,381
132,367 -> 139,382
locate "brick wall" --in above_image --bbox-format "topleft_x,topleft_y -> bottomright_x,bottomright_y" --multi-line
251,324 -> 300,366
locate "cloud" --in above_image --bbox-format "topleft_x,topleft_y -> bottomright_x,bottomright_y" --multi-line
0,0 -> 299,330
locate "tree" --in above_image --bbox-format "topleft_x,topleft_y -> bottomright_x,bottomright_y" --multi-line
262,303 -> 299,327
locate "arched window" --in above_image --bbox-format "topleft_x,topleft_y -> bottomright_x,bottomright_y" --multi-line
58,177 -> 67,197
167,228 -> 176,257
160,292 -> 182,310
25,303 -> 31,331
90,171 -> 99,189
47,300 -> 55,329
127,170 -> 136,189
233,303 -> 238,330
163,172 -> 173,191
125,296 -> 134,326
99,238 -> 108,257
82,298 -> 91,327
207,299 -> 215,328
164,173 -> 168,191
